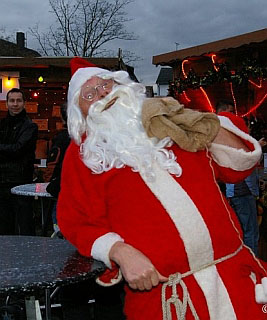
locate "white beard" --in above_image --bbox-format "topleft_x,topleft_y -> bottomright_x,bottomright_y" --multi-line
80,84 -> 182,181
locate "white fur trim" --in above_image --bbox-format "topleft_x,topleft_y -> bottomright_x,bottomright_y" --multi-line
141,162 -> 214,269
91,232 -> 124,269
209,116 -> 262,171
262,277 -> 267,295
96,269 -> 123,287
256,277 -> 267,303
255,283 -> 267,304
250,271 -> 257,284
194,266 -> 237,319
68,67 -> 114,108
140,162 -> 236,319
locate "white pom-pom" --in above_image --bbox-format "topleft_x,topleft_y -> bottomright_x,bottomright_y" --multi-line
255,284 -> 267,304
261,277 -> 267,295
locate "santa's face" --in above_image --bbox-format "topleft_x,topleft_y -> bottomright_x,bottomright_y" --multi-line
78,76 -> 115,117
81,81 -> 181,179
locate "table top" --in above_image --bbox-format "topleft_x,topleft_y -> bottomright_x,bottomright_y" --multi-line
11,183 -> 52,198
0,236 -> 105,295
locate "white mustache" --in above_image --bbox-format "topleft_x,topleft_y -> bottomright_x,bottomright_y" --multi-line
91,86 -> 121,113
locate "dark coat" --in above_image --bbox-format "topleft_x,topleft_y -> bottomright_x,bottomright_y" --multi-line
0,109 -> 38,185
46,127 -> 71,198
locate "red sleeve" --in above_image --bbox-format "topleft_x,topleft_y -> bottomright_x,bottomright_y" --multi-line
209,112 -> 261,183
218,112 -> 249,133
57,141 -> 111,257
212,159 -> 255,184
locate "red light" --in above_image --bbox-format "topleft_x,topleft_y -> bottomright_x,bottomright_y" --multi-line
211,54 -> 219,72
182,59 -> 189,78
241,93 -> 267,117
229,83 -> 238,116
182,91 -> 191,102
248,79 -> 262,88
33,92 -> 38,98
199,87 -> 214,112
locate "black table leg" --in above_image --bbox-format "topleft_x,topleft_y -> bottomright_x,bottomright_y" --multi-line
45,288 -> 52,320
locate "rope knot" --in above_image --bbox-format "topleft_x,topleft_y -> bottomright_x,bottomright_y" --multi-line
161,245 -> 242,320
162,273 -> 199,320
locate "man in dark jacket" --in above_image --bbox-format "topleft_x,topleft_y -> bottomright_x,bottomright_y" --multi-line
0,88 -> 38,235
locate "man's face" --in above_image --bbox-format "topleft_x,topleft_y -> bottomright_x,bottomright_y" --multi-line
78,76 -> 114,117
226,104 -> 234,113
7,92 -> 25,116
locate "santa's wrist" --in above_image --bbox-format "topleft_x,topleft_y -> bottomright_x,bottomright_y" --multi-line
109,241 -> 130,264
91,232 -> 124,268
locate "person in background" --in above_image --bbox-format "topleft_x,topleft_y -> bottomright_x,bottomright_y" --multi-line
215,100 -> 234,114
226,168 -> 260,255
226,133 -> 266,256
57,58 -> 267,320
216,100 -> 261,256
46,103 -> 71,235
0,88 -> 38,235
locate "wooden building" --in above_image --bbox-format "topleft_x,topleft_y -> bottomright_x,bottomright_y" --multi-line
153,28 -> 267,122
0,34 -> 137,163
0,56 -> 136,140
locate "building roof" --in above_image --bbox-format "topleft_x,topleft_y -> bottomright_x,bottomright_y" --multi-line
0,56 -> 138,82
0,56 -> 121,69
0,38 -> 40,57
0,32 -> 138,81
156,67 -> 173,85
153,28 -> 267,66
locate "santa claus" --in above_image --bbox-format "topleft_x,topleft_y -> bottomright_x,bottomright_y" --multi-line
57,57 -> 267,320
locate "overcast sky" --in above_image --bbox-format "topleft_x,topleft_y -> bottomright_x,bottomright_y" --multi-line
1,0 -> 266,85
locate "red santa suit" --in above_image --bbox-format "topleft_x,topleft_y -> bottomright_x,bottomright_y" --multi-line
57,115 -> 267,320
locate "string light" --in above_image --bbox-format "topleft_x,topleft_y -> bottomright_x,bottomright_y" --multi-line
248,79 -> 262,88
169,57 -> 266,119
241,93 -> 267,117
181,59 -> 189,78
229,82 -> 238,115
199,87 -> 214,112
182,91 -> 191,102
38,76 -> 44,83
211,54 -> 219,72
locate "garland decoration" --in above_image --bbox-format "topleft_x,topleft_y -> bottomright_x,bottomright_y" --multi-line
169,59 -> 267,96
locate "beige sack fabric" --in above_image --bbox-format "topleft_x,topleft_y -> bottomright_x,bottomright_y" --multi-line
142,97 -> 220,152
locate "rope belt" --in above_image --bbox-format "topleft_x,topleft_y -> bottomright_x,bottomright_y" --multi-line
161,245 -> 243,320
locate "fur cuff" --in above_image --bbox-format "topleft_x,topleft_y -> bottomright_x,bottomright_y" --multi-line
209,116 -> 262,171
91,232 -> 124,268
96,268 -> 122,287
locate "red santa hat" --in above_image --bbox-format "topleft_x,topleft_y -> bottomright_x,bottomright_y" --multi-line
68,57 -> 114,106
70,56 -> 97,75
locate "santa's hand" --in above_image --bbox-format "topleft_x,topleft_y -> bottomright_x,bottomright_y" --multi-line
109,241 -> 168,291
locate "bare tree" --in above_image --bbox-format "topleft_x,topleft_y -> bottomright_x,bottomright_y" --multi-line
0,26 -> 14,42
29,0 -> 137,58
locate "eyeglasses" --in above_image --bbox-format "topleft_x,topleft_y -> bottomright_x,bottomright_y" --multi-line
81,79 -> 114,102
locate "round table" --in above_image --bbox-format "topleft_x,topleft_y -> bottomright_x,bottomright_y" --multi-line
11,183 -> 53,235
0,236 -> 105,320
10,183 -> 51,198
